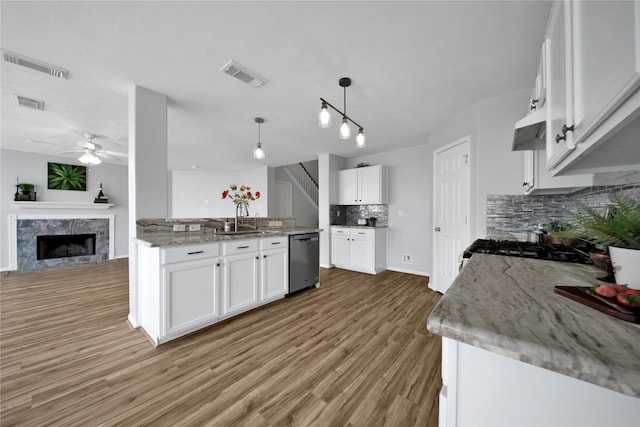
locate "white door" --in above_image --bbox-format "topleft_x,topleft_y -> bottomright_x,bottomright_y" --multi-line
358,166 -> 381,204
261,248 -> 288,301
275,181 -> 292,217
338,169 -> 358,205
222,253 -> 259,316
432,136 -> 471,294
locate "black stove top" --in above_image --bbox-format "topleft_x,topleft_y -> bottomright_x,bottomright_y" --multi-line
464,239 -> 592,264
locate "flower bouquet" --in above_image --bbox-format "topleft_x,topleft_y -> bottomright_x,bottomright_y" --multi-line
221,184 -> 261,216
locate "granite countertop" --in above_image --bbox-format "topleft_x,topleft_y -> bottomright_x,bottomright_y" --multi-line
427,253 -> 640,398
330,224 -> 388,229
134,227 -> 322,247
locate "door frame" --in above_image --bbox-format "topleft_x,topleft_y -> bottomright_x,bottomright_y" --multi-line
431,135 -> 471,293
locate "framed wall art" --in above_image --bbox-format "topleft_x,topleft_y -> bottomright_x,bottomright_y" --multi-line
47,162 -> 87,191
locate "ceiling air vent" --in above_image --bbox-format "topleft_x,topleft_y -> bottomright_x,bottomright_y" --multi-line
219,60 -> 266,88
2,50 -> 68,79
12,93 -> 45,110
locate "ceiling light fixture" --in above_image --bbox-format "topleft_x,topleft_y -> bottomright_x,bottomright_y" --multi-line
319,77 -> 366,148
253,117 -> 265,160
78,148 -> 102,166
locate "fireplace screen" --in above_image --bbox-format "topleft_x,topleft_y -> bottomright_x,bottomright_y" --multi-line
37,234 -> 97,260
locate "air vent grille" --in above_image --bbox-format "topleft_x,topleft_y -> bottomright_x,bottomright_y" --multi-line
2,50 -> 68,79
219,60 -> 266,88
12,93 -> 45,110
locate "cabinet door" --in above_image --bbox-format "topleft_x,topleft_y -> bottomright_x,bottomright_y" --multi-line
546,1 -> 574,168
222,252 -> 259,316
350,235 -> 374,272
570,0 -> 640,145
338,169 -> 358,204
161,257 -> 219,337
261,248 -> 288,301
358,166 -> 382,204
331,234 -> 351,267
523,151 -> 535,193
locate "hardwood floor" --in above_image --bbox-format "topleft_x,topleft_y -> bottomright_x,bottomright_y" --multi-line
1,260 -> 442,426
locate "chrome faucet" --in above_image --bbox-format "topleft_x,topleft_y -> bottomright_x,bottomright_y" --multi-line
253,212 -> 259,230
235,202 -> 248,232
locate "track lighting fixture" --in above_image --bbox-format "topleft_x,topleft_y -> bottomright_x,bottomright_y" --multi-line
253,117 -> 265,159
319,77 -> 366,147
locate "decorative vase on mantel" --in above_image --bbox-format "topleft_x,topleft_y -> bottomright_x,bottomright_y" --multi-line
609,246 -> 640,290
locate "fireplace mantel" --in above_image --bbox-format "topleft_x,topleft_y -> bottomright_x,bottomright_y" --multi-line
14,202 -> 114,210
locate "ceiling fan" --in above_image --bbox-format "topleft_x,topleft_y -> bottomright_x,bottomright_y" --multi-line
29,133 -> 127,166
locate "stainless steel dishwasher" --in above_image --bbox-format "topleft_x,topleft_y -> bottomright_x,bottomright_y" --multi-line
288,232 -> 319,294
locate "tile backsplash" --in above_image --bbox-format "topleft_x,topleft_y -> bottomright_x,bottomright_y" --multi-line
330,204 -> 388,226
486,171 -> 640,237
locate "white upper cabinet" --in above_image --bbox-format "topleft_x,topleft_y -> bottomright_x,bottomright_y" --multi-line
523,149 -> 593,195
546,0 -> 640,175
338,165 -> 388,205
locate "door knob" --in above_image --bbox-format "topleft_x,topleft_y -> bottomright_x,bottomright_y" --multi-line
434,227 -> 441,232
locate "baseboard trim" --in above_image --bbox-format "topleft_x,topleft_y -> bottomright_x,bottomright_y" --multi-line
387,267 -> 430,277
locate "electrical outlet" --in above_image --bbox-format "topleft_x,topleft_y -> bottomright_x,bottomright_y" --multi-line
188,224 -> 201,232
276,220 -> 282,227
269,221 -> 277,227
173,224 -> 186,232
402,254 -> 413,264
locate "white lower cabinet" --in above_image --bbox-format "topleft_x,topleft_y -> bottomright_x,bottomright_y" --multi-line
331,226 -> 387,274
221,251 -> 260,317
161,257 -> 220,337
260,245 -> 288,302
439,338 -> 639,427
138,236 -> 290,346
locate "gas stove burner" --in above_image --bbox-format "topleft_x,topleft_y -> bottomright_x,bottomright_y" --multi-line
463,239 -> 591,264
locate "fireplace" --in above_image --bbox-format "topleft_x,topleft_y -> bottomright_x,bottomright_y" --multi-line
37,234 -> 97,260
10,214 -> 114,271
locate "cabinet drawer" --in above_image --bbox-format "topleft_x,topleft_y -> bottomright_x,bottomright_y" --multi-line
260,236 -> 287,250
331,227 -> 350,235
223,239 -> 259,255
161,243 -> 220,264
351,228 -> 374,238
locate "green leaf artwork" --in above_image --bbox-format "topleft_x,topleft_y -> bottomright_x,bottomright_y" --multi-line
47,162 -> 87,191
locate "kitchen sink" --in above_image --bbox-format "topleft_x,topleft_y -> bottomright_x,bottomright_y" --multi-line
215,230 -> 278,236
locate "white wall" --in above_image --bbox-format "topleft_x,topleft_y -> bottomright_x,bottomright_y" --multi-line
427,88 -> 529,274
170,167 -> 270,218
318,153 -> 345,268
346,145 -> 431,276
274,167 -> 318,227
0,149 -> 129,270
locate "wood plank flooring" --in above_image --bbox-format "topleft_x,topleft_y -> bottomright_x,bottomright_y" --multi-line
1,260 -> 442,426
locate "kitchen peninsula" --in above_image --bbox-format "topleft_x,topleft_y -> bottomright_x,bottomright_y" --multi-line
134,217 -> 321,346
427,254 -> 640,427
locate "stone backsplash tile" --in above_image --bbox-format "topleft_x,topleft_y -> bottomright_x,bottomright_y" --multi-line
330,204 -> 388,226
487,179 -> 640,236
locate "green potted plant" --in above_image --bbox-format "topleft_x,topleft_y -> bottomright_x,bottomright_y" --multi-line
564,193 -> 640,289
546,220 -> 570,244
17,183 -> 34,195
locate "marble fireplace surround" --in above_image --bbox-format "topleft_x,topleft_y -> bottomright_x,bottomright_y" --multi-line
8,214 -> 115,271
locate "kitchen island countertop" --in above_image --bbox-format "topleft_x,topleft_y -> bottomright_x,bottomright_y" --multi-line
427,253 -> 640,398
134,227 -> 322,248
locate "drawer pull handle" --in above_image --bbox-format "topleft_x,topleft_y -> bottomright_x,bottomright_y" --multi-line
263,255 -> 267,258
216,263 -> 220,267
187,250 -> 204,255
271,242 -> 281,245
237,245 -> 250,249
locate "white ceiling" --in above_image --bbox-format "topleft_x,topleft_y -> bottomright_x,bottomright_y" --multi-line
1,1 -> 551,171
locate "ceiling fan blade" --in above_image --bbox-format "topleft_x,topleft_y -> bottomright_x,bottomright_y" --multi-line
57,149 -> 84,155
28,139 -> 72,147
102,150 -> 128,158
96,151 -> 123,162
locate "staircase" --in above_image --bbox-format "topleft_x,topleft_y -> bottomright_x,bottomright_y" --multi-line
285,163 -> 318,206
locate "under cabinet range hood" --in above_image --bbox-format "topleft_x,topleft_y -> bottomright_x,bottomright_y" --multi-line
512,106 -> 546,150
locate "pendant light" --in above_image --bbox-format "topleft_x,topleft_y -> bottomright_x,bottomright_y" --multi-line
253,117 -> 265,159
319,77 -> 366,147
